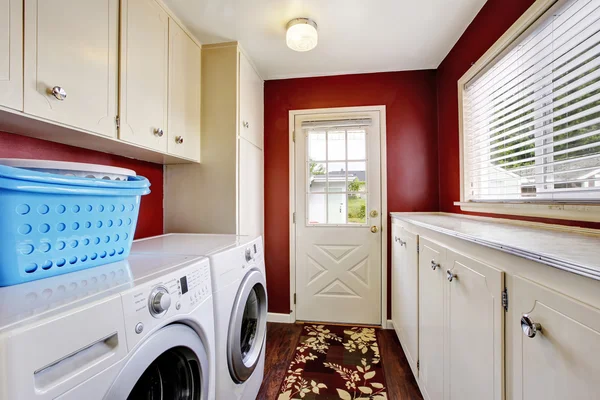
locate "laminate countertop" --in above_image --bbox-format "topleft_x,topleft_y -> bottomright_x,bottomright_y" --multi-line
391,213 -> 600,281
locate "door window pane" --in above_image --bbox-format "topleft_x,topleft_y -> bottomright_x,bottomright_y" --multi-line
327,131 -> 346,161
308,194 -> 326,224
348,130 -> 366,160
327,161 -> 347,192
308,131 -> 326,161
308,162 -> 327,193
348,161 -> 367,192
347,193 -> 367,224
327,193 -> 346,224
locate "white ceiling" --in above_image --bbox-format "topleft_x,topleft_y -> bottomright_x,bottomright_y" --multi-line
163,0 -> 487,80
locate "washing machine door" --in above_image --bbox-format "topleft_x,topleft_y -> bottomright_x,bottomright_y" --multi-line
227,269 -> 268,383
104,324 -> 209,400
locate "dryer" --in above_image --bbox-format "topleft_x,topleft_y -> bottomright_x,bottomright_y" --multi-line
131,234 -> 268,400
0,253 -> 216,400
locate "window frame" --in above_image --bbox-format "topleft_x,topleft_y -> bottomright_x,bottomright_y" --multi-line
456,0 -> 600,222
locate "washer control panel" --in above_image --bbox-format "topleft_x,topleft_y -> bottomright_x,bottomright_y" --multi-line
121,258 -> 211,348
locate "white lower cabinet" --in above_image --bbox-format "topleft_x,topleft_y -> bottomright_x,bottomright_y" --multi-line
445,249 -> 504,400
418,238 -> 446,400
392,220 -> 600,400
391,224 -> 419,378
512,276 -> 600,400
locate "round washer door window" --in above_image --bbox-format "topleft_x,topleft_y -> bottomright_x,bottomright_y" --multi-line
105,324 -> 209,400
128,346 -> 200,399
227,269 -> 268,383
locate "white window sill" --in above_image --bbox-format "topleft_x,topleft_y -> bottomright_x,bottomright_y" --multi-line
454,202 -> 600,223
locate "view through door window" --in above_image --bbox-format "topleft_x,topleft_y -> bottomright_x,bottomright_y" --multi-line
306,128 -> 368,225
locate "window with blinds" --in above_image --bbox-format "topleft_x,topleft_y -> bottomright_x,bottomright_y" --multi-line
463,0 -> 600,203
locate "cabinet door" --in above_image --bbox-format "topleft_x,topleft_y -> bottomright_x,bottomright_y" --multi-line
167,20 -> 200,161
418,237 -> 446,400
445,250 -> 504,400
239,52 -> 263,149
0,0 -> 22,111
23,0 -> 118,136
238,137 -> 264,236
391,224 -> 419,378
119,0 -> 168,151
512,276 -> 600,400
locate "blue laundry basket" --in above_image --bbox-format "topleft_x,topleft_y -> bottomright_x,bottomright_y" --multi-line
0,165 -> 151,286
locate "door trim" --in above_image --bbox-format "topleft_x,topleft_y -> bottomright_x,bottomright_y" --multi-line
288,105 -> 388,327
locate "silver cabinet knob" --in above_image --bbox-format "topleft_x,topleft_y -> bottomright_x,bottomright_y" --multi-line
149,286 -> 171,317
51,86 -> 67,101
154,128 -> 164,137
431,260 -> 439,270
521,314 -> 542,338
446,269 -> 457,282
175,135 -> 184,144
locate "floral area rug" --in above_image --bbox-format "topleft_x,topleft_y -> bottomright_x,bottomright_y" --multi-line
277,325 -> 387,400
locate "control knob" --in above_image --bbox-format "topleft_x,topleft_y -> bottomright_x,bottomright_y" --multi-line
149,286 -> 171,317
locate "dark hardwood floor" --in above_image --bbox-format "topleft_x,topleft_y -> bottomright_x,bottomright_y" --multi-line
256,322 -> 423,400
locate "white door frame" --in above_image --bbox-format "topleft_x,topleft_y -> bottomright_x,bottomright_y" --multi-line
288,105 -> 388,327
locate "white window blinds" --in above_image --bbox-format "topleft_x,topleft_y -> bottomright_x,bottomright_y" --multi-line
463,0 -> 600,202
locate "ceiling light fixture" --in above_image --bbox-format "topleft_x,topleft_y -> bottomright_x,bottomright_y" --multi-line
286,18 -> 318,52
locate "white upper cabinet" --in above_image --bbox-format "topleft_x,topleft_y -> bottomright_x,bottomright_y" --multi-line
119,0 -> 169,152
23,0 -> 118,137
239,51 -> 263,149
445,250 -> 504,400
167,20 -> 200,161
391,224 -> 419,378
0,0 -> 22,111
512,276 -> 600,400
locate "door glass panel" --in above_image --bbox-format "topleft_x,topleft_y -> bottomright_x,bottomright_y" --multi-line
308,162 -> 327,193
327,131 -> 346,161
348,161 -> 367,193
348,130 -> 366,160
128,348 -> 200,400
327,193 -> 346,224
348,193 -> 367,224
308,194 -> 326,224
305,127 -> 368,226
327,161 -> 347,192
240,287 -> 260,362
308,131 -> 326,161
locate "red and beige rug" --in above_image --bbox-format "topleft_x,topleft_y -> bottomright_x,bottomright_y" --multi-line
277,324 -> 387,400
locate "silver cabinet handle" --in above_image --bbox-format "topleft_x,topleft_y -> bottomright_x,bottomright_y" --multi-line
175,136 -> 184,144
521,314 -> 542,338
51,86 -> 67,101
393,236 -> 406,246
243,121 -> 249,128
446,269 -> 457,282
431,260 -> 439,270
154,128 -> 164,137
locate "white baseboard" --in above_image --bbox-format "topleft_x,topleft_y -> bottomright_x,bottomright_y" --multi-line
267,312 -> 293,323
385,319 -> 394,330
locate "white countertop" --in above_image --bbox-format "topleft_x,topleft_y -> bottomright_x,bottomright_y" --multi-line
391,213 -> 600,280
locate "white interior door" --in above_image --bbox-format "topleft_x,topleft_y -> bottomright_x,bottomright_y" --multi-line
294,110 -> 382,325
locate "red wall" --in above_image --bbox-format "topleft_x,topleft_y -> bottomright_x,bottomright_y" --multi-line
0,132 -> 164,238
437,0 -> 600,230
264,71 -> 439,314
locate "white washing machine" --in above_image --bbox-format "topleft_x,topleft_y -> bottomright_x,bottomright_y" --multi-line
131,234 -> 268,400
0,253 -> 216,400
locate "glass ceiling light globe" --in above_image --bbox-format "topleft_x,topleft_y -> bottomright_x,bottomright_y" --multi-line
286,18 -> 318,52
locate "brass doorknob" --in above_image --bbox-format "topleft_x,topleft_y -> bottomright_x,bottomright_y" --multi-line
370,210 -> 379,217
370,226 -> 379,233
